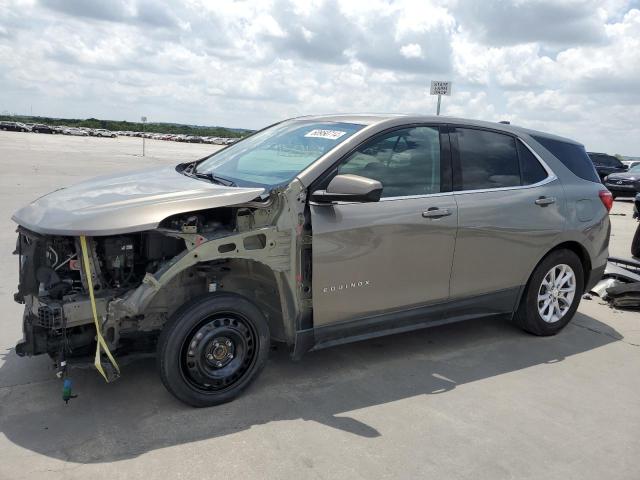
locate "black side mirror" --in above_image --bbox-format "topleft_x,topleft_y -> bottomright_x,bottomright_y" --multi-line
311,174 -> 383,203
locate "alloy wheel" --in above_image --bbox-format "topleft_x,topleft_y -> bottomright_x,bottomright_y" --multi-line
537,264 -> 576,323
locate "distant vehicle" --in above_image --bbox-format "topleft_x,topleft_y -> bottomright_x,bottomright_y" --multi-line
64,127 -> 89,136
93,129 -> 117,138
604,164 -> 640,199
623,160 -> 640,169
31,124 -> 54,134
0,121 -> 29,132
588,152 -> 627,180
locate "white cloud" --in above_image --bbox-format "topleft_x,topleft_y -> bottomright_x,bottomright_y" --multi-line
400,43 -> 423,59
0,0 -> 638,154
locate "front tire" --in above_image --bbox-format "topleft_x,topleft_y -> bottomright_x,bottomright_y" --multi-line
157,293 -> 270,407
514,249 -> 584,336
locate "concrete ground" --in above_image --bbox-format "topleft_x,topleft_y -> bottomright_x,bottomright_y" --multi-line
0,131 -> 638,480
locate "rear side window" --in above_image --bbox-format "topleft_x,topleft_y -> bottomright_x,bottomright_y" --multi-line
532,136 -> 600,183
517,141 -> 548,185
456,128 -> 520,190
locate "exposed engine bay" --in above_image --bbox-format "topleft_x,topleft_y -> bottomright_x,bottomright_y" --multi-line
13,196 -> 304,366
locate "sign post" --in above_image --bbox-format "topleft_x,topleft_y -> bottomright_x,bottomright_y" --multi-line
141,116 -> 147,157
430,81 -> 452,116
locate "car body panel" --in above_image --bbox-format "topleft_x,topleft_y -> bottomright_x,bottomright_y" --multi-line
310,193 -> 458,326
11,166 -> 265,236
449,178 -> 566,299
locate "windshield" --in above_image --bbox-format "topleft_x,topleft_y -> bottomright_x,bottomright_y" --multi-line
195,120 -> 365,187
629,164 -> 640,173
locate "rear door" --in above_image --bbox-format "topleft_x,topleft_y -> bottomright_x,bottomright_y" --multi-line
310,125 -> 458,327
449,127 -> 565,305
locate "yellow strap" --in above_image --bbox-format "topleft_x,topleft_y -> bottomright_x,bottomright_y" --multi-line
79,235 -> 120,382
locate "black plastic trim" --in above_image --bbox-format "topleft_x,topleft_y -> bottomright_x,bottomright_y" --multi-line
293,287 -> 520,356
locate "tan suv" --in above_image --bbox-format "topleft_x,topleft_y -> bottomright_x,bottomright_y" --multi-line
12,115 -> 611,406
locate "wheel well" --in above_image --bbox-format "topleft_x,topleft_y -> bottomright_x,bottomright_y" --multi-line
203,259 -> 287,342
548,241 -> 591,277
514,240 -> 592,315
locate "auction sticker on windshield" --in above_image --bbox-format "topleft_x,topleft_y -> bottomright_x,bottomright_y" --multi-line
304,129 -> 347,140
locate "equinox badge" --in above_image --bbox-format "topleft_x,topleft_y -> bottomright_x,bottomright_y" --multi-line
322,280 -> 371,294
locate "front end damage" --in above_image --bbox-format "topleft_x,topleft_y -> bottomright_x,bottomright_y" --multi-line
13,182 -> 310,376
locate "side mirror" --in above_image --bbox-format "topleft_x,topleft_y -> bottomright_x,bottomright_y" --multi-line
311,174 -> 383,203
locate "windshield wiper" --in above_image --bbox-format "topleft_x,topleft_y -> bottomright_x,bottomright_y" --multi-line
194,171 -> 236,187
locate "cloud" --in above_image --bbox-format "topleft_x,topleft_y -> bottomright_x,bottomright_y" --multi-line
452,0 -> 608,46
0,0 -> 638,154
40,0 -> 179,27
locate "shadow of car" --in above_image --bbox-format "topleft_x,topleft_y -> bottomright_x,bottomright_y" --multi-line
0,312 -> 623,464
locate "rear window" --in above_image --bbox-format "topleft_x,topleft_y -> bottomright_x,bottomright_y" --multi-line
531,136 -> 600,183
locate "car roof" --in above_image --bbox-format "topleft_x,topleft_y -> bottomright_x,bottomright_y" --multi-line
289,113 -> 582,146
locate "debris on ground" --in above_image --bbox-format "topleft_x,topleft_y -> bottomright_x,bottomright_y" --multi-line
591,257 -> 640,309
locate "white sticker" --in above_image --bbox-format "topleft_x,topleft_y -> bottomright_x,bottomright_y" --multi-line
304,129 -> 347,140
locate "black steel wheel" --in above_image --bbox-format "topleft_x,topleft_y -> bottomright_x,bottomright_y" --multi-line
157,293 -> 270,407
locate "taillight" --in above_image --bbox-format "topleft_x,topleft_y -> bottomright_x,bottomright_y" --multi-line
599,189 -> 613,212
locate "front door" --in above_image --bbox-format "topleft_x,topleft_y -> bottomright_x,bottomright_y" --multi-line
310,125 -> 458,327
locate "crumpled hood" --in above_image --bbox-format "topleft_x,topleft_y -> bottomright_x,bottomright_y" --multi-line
12,166 -> 265,236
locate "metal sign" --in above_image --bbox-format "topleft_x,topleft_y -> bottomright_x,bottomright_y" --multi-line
430,81 -> 452,96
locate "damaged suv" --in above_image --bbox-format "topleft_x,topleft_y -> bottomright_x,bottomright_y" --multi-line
12,115 -> 611,406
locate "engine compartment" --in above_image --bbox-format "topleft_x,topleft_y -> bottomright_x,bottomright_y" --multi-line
14,207 -> 240,359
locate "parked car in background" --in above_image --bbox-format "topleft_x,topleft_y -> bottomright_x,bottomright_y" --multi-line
0,121 -> 30,132
31,124 -> 54,134
11,114 -> 610,407
623,160 -> 640,170
63,127 -> 89,136
588,152 -> 627,180
604,164 -> 640,199
93,129 -> 117,138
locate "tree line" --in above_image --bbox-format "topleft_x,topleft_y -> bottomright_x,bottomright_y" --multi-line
0,115 -> 251,138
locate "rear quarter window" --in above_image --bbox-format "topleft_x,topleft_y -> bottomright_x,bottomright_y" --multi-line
531,136 -> 600,183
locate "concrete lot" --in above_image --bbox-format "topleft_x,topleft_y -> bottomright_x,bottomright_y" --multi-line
0,131 -> 638,480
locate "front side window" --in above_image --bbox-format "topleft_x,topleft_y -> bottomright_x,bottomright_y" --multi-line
196,120 -> 364,187
456,128 -> 520,190
337,126 -> 441,198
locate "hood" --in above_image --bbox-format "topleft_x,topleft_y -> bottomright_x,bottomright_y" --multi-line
12,166 -> 265,236
607,171 -> 639,181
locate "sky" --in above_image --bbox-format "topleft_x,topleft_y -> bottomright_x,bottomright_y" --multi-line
0,0 -> 639,155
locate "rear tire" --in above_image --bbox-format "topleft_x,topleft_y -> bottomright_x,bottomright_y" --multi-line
157,293 -> 270,407
514,249 -> 584,336
632,223 -> 640,258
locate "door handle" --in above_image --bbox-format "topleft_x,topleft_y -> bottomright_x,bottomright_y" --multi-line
422,207 -> 452,218
535,196 -> 556,206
